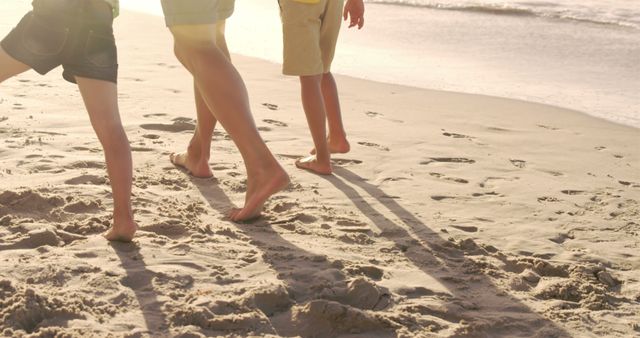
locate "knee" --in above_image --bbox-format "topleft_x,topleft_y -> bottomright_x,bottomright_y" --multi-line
300,74 -> 323,87
173,43 -> 187,63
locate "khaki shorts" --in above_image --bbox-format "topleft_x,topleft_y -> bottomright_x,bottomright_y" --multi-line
161,0 -> 235,26
279,0 -> 344,76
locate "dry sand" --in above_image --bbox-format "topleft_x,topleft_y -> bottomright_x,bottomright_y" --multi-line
1,6 -> 639,338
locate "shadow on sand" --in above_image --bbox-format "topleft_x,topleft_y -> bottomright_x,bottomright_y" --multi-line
190,166 -> 569,337
110,241 -> 168,335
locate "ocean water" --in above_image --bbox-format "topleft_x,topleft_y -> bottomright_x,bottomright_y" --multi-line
368,0 -> 640,29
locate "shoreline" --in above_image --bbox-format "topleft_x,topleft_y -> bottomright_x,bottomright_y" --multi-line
1,5 -> 639,337
120,0 -> 640,129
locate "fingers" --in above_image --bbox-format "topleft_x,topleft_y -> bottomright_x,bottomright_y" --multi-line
343,1 -> 365,30
348,14 -> 364,29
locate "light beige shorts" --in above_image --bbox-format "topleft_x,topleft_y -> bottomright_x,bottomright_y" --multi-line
279,0 -> 344,76
161,0 -> 235,27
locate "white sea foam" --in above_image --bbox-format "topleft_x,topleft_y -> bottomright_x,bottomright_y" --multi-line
366,0 -> 640,29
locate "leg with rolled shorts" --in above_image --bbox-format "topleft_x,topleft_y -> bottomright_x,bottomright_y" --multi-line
0,0 -> 137,241
162,0 -> 289,221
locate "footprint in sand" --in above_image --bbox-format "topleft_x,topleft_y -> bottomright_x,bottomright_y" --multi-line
380,177 -> 409,183
595,146 -> 607,151
537,124 -> 560,131
618,180 -> 640,188
271,201 -> 299,213
334,219 -> 371,234
156,62 -> 178,69
141,118 -> 195,133
143,113 -> 168,118
64,174 -> 107,185
357,141 -> 390,152
364,111 -> 403,123
142,134 -> 160,140
479,176 -> 519,188
72,146 -> 101,153
0,117 -> 8,123
486,126 -> 511,132
429,172 -> 469,184
332,158 -> 363,166
431,195 -> 457,201
262,103 -> 279,111
510,159 -> 526,168
537,196 -> 561,203
64,161 -> 105,169
271,212 -> 317,226
122,77 -> 144,82
262,119 -> 288,127
561,190 -> 586,195
63,199 -> 102,214
421,157 -> 476,165
258,126 -> 272,132
548,232 -> 573,244
450,225 -> 478,233
540,169 -> 564,177
350,265 -> 384,280
141,220 -> 189,238
471,191 -> 500,197
442,130 -> 474,139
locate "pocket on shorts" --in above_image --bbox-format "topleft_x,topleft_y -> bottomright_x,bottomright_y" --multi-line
84,31 -> 117,68
21,14 -> 69,56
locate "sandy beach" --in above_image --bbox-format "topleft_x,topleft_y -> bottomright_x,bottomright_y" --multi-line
1,5 -> 639,338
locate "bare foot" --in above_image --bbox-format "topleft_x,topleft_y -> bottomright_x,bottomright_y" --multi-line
170,152 -> 213,178
295,155 -> 332,175
229,167 -> 290,222
310,137 -> 350,155
103,219 -> 138,242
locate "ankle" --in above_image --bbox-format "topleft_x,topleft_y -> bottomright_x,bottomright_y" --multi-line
328,132 -> 347,141
113,209 -> 134,223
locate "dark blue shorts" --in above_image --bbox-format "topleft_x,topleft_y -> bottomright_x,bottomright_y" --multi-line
0,0 -> 118,84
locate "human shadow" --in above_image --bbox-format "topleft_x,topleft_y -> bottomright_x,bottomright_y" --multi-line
190,177 -> 396,337
109,241 -> 168,334
189,168 -> 569,337
190,177 -> 349,302
320,166 -> 570,337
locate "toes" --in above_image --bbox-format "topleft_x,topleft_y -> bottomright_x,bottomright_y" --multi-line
228,208 -> 241,221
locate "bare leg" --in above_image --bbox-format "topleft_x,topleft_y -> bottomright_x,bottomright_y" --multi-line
170,21 -> 230,178
296,75 -> 332,175
0,48 -> 31,83
170,81 -> 216,177
311,72 -> 350,155
76,77 -> 137,242
168,24 -> 289,221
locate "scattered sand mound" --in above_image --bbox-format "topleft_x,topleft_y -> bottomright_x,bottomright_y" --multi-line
285,300 -> 394,337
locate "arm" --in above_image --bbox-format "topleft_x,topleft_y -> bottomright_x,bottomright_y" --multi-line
343,0 -> 365,29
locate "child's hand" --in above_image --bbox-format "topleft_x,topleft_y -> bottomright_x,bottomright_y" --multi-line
343,0 -> 365,29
